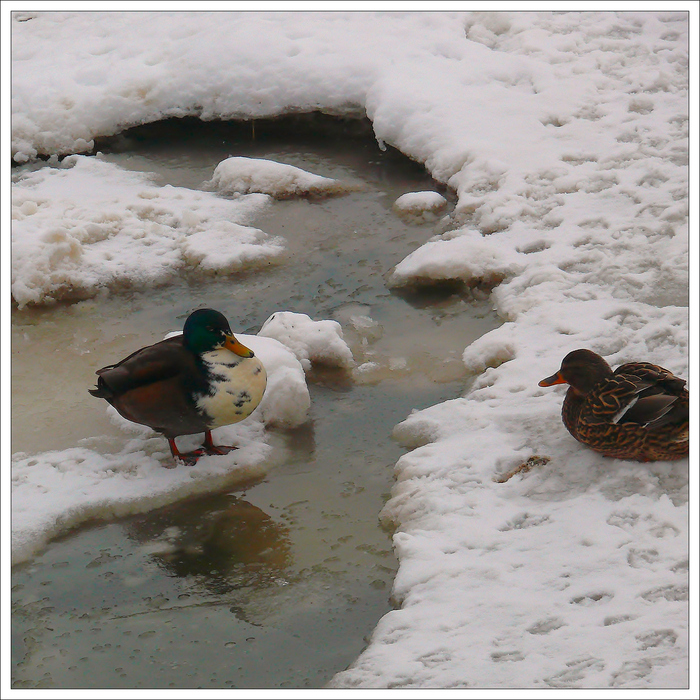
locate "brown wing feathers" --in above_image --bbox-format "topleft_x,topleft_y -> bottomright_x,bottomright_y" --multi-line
90,337 -> 187,399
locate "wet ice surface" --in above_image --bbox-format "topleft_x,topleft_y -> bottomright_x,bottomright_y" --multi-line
11,122 -> 499,688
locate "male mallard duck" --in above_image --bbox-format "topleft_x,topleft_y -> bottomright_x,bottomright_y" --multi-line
89,308 -> 266,465
539,349 -> 688,462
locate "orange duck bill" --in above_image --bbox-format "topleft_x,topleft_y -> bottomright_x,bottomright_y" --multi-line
538,372 -> 567,387
223,334 -> 254,357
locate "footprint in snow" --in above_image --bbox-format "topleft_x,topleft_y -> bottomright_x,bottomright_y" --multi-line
570,591 -> 614,606
543,656 -> 606,688
527,617 -> 566,635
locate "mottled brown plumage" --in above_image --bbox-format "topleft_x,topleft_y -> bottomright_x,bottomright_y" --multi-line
539,349 -> 688,461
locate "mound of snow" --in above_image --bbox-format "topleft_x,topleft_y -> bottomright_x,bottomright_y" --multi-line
259,311 -> 355,372
393,190 -> 448,223
209,156 -> 358,198
389,227 -> 525,288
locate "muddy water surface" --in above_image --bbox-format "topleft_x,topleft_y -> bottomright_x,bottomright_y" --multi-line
12,118 -> 500,688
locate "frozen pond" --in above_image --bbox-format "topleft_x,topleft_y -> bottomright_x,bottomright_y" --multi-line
12,117 -> 500,689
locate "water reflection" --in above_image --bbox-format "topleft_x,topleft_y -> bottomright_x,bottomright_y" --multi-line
124,495 -> 292,595
304,364 -> 355,391
389,280 -> 492,310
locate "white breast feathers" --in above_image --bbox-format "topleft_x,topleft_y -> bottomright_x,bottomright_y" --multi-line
196,348 -> 267,428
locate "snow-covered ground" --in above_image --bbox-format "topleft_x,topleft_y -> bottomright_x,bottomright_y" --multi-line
7,8 -> 695,691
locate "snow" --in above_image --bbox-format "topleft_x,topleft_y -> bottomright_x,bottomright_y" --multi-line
11,155 -> 281,307
393,191 -> 448,223
209,156 -> 359,198
394,191 -> 447,212
390,227 -> 524,288
8,8 -> 694,691
259,311 -> 355,371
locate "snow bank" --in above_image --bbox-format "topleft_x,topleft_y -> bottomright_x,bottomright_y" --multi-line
334,298 -> 689,689
11,155 -> 283,307
333,317 -> 689,687
11,334 -> 309,566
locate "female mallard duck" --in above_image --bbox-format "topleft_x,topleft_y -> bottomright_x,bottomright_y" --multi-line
89,308 -> 266,466
539,349 -> 688,461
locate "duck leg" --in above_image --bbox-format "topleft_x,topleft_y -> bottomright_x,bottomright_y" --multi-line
202,430 -> 238,456
167,437 -> 206,466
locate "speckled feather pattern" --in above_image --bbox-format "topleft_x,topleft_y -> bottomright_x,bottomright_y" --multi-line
195,348 -> 267,428
562,362 -> 689,462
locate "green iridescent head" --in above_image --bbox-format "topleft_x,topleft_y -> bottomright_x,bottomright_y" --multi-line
182,308 -> 254,357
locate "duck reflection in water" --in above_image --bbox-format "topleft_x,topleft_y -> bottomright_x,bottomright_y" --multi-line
124,494 -> 292,596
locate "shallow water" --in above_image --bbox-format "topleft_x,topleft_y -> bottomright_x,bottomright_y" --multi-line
11,117 -> 500,688
12,379 -> 465,689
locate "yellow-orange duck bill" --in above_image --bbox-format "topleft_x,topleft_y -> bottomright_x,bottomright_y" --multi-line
538,372 -> 567,387
223,335 -> 255,357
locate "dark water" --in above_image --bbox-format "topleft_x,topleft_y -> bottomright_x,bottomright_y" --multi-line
12,116 -> 500,688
